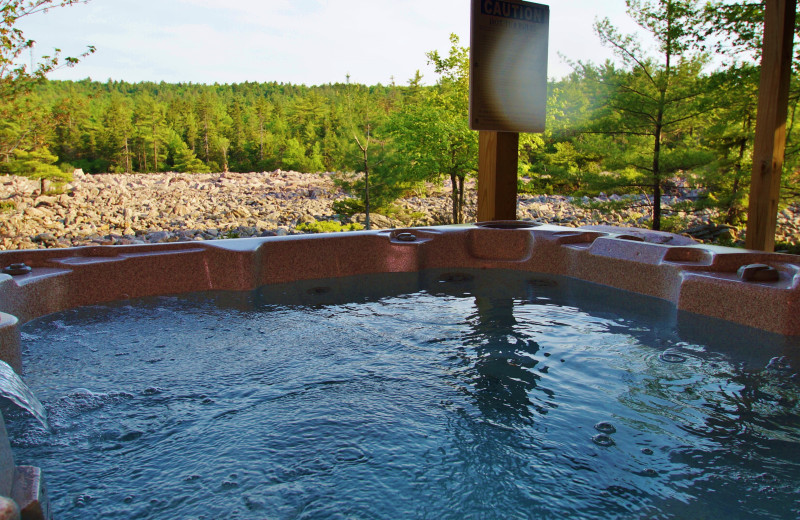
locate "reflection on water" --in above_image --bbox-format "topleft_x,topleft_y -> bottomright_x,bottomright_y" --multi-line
8,269 -> 800,519
463,297 -> 546,423
431,270 -> 800,519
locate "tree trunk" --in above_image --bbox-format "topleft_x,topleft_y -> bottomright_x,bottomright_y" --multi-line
726,135 -> 748,224
652,93 -> 666,231
124,138 -> 131,173
363,147 -> 370,230
457,175 -> 465,224
259,119 -> 264,162
203,120 -> 210,163
450,173 -> 458,224
650,6 -> 673,232
652,172 -> 662,230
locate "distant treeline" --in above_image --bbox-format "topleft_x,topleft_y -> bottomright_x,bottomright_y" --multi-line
28,79 -> 400,175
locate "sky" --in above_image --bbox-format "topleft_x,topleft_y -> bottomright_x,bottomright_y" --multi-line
16,0 -> 646,86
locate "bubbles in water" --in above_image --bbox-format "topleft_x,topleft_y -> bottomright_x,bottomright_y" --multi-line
659,349 -> 687,364
594,421 -> 616,434
47,389 -> 134,429
334,446 -> 368,463
73,494 -> 94,507
592,434 -> 615,447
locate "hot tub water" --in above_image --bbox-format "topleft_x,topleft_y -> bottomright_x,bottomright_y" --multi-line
5,269 -> 800,519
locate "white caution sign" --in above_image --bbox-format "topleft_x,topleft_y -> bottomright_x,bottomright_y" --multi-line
469,0 -> 549,133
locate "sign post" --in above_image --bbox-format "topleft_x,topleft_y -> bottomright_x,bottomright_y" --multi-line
478,131 -> 520,221
470,0 -> 549,222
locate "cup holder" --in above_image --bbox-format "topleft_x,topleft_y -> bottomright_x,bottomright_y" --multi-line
475,221 -> 539,229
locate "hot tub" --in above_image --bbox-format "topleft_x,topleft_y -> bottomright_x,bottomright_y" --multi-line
0,223 -> 798,518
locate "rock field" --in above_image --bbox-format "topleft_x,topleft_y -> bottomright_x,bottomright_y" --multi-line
0,170 -> 798,250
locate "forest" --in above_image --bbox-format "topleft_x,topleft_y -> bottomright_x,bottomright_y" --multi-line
2,0 -> 800,231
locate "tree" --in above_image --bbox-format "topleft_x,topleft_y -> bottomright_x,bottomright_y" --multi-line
132,93 -> 168,172
344,82 -> 381,229
695,65 -> 760,225
0,1 -> 94,180
388,35 -> 478,224
195,89 -> 222,165
254,96 -> 272,164
701,0 -> 800,211
3,145 -> 66,181
167,129 -> 208,173
102,92 -> 133,173
595,0 -> 712,230
215,135 -> 230,172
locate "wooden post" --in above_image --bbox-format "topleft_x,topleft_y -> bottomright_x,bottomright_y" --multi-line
745,0 -> 796,251
477,131 -> 519,222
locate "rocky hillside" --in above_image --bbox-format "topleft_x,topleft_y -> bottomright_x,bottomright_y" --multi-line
0,170 -> 798,250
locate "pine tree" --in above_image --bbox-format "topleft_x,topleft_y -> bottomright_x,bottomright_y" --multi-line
595,0 -> 712,230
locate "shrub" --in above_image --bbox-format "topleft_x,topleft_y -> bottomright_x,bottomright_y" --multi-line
296,220 -> 364,233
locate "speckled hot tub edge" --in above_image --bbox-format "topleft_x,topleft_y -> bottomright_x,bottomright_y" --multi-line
0,222 -> 798,519
0,223 -> 798,361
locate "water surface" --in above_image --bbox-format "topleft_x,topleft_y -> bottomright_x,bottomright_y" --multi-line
7,269 -> 800,519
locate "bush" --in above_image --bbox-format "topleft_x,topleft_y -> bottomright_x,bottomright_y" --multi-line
296,220 -> 364,233
332,197 -> 364,216
518,178 -> 553,195
775,242 -> 800,255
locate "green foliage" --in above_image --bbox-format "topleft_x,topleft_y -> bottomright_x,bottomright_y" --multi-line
518,177 -> 553,195
0,1 -> 94,181
659,214 -> 694,233
331,197 -> 364,216
386,34 -> 477,224
573,197 -> 640,213
167,129 -> 209,173
0,201 -> 15,212
295,219 -> 363,233
668,199 -> 698,213
593,0 -> 712,230
774,241 -> 800,255
1,146 -> 71,180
